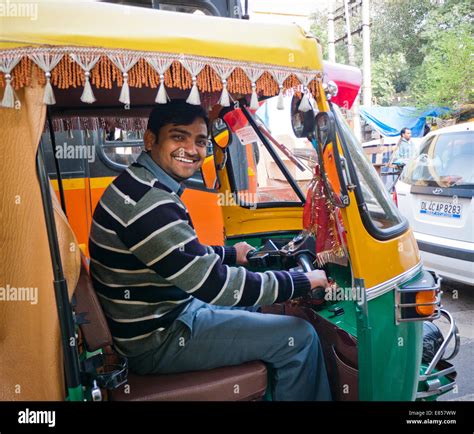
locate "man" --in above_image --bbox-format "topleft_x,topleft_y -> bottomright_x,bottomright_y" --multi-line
390,127 -> 415,166
89,100 -> 331,401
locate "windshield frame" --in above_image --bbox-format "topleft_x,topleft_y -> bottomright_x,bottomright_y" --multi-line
330,104 -> 409,241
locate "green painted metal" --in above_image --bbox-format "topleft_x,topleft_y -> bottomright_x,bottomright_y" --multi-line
66,385 -> 84,402
227,234 -> 425,401
365,290 -> 423,400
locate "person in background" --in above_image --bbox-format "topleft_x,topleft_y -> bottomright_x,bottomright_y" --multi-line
388,127 -> 415,167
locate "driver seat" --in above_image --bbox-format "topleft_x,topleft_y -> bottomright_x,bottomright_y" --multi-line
74,256 -> 268,401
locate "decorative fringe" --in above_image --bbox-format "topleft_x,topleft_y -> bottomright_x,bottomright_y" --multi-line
0,56 -> 22,107
1,73 -> 16,107
186,77 -> 201,105
299,87 -> 312,112
155,74 -> 168,103
70,54 -> 100,104
119,72 -> 130,105
219,79 -> 230,107
276,85 -> 284,110
250,83 -> 259,110
0,50 -> 323,109
43,73 -> 56,105
81,72 -> 96,103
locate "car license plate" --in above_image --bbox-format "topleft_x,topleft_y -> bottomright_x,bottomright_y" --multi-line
420,200 -> 462,218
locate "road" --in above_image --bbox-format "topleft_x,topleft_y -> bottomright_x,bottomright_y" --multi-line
437,280 -> 474,401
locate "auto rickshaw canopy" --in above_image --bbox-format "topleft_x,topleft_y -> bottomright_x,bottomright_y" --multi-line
0,0 -> 323,109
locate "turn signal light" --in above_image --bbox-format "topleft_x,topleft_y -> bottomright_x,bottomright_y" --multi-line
416,290 -> 436,316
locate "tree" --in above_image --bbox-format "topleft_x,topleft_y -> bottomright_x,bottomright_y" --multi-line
309,0 -> 473,107
409,0 -> 474,107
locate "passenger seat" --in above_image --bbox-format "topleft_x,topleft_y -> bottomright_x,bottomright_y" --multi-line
74,256 -> 268,401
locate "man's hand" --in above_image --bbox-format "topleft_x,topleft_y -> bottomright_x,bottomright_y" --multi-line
305,269 -> 329,290
234,242 -> 255,266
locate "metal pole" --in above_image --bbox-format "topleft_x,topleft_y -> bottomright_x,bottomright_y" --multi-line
343,0 -> 362,141
36,147 -> 83,400
362,0 -> 372,107
328,0 -> 336,62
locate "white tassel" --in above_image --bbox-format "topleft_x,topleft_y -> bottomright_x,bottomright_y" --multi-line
119,72 -> 130,105
250,83 -> 259,110
80,72 -> 96,103
276,85 -> 284,110
155,74 -> 168,104
186,77 -> 201,105
219,79 -> 230,107
299,88 -> 312,112
1,73 -> 16,108
43,72 -> 56,105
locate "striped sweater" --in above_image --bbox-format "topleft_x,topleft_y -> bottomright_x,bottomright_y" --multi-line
89,160 -> 310,356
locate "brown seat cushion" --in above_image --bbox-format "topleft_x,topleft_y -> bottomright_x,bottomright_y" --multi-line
110,361 -> 267,401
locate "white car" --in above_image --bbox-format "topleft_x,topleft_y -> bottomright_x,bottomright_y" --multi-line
395,122 -> 474,285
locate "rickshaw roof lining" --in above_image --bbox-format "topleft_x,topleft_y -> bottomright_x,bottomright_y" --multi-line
0,1 -> 323,109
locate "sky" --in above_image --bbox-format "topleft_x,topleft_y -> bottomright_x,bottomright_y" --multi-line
247,0 -> 329,30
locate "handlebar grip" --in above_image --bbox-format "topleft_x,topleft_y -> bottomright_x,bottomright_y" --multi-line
296,253 -> 314,272
246,249 -> 257,260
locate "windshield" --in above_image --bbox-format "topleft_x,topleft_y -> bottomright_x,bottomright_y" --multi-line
401,130 -> 474,188
332,105 -> 404,231
226,100 -> 316,207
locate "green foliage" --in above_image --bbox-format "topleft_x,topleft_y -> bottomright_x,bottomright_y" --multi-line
409,0 -> 474,107
309,0 -> 473,107
372,53 -> 409,105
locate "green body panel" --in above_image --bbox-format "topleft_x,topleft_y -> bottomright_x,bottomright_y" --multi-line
361,290 -> 423,400
227,234 -> 425,401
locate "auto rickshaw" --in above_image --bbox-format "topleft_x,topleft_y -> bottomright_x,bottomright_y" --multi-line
0,0 -> 459,402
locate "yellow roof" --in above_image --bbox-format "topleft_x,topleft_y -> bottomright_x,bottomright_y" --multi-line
0,0 -> 322,71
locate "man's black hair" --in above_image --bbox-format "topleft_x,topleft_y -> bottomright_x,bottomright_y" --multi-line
147,100 -> 209,137
400,127 -> 410,136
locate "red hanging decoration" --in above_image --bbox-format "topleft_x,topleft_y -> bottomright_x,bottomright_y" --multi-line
303,165 -> 347,267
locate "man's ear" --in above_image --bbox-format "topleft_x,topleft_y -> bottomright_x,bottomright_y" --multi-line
144,129 -> 156,152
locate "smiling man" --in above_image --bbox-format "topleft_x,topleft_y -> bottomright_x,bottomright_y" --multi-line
89,100 -> 331,401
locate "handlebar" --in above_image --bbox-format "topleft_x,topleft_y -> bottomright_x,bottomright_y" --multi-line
295,252 -> 314,273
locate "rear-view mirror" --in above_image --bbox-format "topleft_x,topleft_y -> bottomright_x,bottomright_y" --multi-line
315,111 -> 350,208
211,118 -> 231,149
290,95 -> 316,139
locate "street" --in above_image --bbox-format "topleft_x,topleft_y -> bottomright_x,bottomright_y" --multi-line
437,280 -> 474,401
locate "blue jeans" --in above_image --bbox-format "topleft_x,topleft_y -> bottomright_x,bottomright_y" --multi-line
128,298 -> 331,401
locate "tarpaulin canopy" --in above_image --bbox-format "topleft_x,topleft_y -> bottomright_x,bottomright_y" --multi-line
359,106 -> 451,137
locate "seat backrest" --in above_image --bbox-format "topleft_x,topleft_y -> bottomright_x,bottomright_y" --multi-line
74,256 -> 113,352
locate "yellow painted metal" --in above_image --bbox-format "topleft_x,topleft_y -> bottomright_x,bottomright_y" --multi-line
215,79 -> 420,289
339,191 -> 420,289
0,0 -> 322,71
314,82 -> 420,289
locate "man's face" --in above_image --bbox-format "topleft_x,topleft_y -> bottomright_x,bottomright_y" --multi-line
403,129 -> 412,140
144,118 -> 208,182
